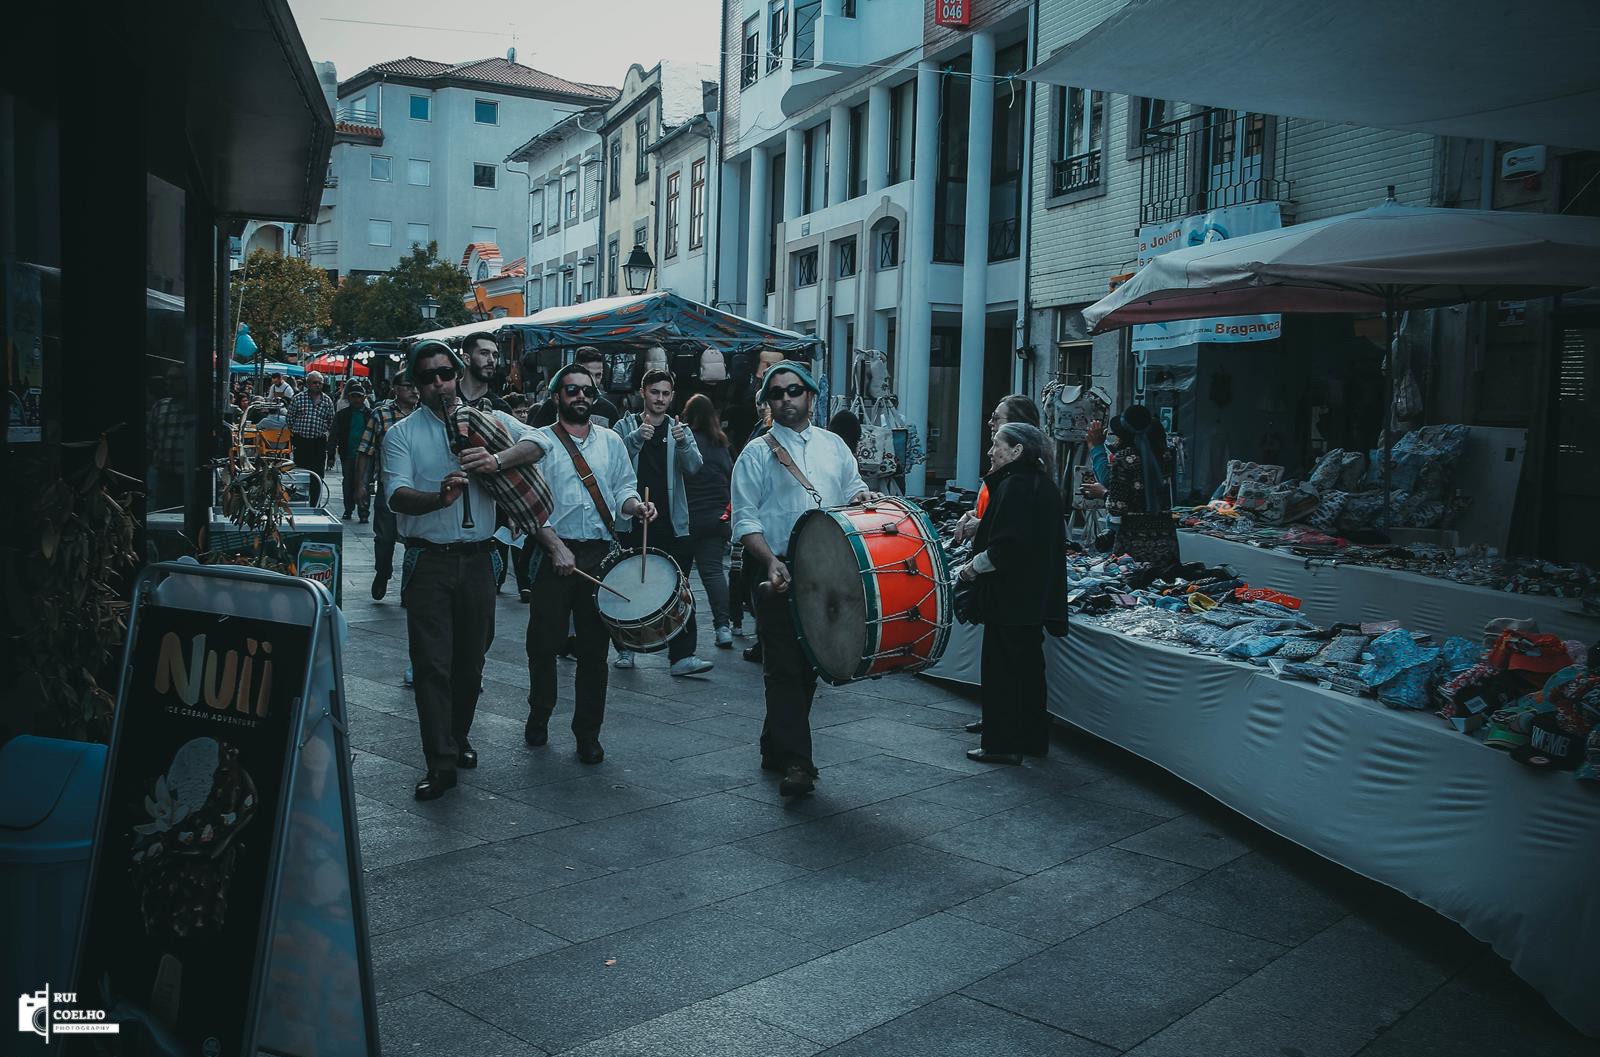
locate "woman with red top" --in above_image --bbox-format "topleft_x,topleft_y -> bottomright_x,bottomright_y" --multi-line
954,394 -> 1043,543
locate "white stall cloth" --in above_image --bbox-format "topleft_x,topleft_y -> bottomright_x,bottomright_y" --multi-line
1047,623 -> 1600,1037
1180,532 -> 1600,644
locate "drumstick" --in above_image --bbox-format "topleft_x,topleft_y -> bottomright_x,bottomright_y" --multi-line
640,487 -> 650,582
574,567 -> 632,602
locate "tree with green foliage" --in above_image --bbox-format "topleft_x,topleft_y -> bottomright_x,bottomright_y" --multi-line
230,249 -> 334,357
329,242 -> 472,341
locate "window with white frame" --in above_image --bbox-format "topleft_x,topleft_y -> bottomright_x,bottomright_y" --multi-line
407,158 -> 430,186
474,99 -> 498,124
367,219 -> 392,246
635,118 -> 649,180
582,162 -> 600,214
564,271 -> 576,305
547,183 -> 561,229
609,138 -> 622,198
370,154 -> 392,181
565,187 -> 579,221
530,189 -> 544,238
545,273 -> 559,307
741,16 -> 760,87
607,237 -> 620,296
409,94 -> 430,120
527,276 -> 544,311
1051,87 -> 1105,199
633,222 -> 648,248
664,171 -> 681,258
473,163 -> 497,189
405,222 -> 429,248
471,225 -> 497,246
689,159 -> 706,249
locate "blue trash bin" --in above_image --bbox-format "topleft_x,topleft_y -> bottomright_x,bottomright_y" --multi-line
0,735 -> 107,1004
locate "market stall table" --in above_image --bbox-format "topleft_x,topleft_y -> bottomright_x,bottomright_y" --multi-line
1179,531 -> 1600,644
1045,621 -> 1600,1037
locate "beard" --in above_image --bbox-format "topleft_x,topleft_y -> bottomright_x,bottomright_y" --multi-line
775,399 -> 811,427
470,362 -> 495,383
558,400 -> 591,424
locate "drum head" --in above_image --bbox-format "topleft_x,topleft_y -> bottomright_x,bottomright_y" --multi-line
789,511 -> 867,682
597,551 -> 680,622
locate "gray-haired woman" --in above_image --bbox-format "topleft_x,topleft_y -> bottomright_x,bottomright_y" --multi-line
956,422 -> 1069,764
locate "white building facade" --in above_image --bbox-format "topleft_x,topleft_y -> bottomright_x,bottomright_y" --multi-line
717,0 -> 1035,491
508,111 -> 608,313
309,56 -> 616,280
1028,0 -> 1440,499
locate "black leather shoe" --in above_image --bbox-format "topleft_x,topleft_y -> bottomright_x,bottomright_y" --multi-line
457,743 -> 478,769
743,642 -> 763,664
577,741 -> 605,765
965,721 -> 984,733
966,748 -> 1022,766
524,718 -> 548,747
779,764 -> 815,798
414,769 -> 458,800
371,575 -> 388,601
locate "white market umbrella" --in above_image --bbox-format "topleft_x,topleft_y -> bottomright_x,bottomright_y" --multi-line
1024,0 -> 1600,150
1082,199 -> 1600,522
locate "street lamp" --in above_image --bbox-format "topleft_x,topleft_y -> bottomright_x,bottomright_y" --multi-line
623,246 -> 656,295
419,293 -> 439,321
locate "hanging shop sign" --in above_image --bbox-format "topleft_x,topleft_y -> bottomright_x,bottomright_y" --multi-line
935,0 -> 971,27
72,563 -> 378,1057
1133,202 -> 1283,352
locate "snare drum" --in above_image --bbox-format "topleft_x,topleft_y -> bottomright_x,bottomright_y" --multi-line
595,548 -> 695,652
787,497 -> 952,684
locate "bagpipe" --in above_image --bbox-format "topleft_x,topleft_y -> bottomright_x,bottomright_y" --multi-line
446,401 -> 555,537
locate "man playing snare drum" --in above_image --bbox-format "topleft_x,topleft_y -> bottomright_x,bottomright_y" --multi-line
731,362 -> 878,798
524,362 -> 657,765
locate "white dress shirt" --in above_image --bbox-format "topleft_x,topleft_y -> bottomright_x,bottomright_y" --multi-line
731,422 -> 867,557
528,423 -> 640,541
381,404 -> 531,543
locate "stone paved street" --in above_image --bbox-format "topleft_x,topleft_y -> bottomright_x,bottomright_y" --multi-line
328,495 -> 1595,1057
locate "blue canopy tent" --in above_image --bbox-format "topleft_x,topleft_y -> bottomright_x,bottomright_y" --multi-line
408,292 -> 822,354
228,360 -> 303,377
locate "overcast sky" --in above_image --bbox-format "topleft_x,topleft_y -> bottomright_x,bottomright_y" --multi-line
286,0 -> 720,90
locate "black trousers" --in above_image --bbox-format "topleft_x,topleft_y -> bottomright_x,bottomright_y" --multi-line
980,623 -> 1050,755
624,526 -> 698,662
291,434 -> 328,506
405,549 -> 496,771
751,552 -> 818,772
339,449 -> 368,517
526,539 -> 613,741
372,484 -> 400,581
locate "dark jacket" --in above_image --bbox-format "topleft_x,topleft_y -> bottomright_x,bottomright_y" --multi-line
685,430 -> 734,535
332,403 -> 371,461
972,458 -> 1069,634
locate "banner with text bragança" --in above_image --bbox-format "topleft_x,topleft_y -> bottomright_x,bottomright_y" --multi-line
1132,202 -> 1283,352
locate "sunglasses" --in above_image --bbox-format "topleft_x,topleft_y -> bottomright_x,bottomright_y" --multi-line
415,365 -> 458,385
562,384 -> 599,399
764,383 -> 808,403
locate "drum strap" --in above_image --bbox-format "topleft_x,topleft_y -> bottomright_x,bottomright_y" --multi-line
553,425 -> 621,542
763,433 -> 823,507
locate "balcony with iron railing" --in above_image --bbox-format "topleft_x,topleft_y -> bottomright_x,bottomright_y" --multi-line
1138,108 -> 1291,227
304,241 -> 338,256
335,105 -> 379,127
1051,150 -> 1101,197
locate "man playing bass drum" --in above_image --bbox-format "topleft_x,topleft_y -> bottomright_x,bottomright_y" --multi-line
730,361 -> 879,798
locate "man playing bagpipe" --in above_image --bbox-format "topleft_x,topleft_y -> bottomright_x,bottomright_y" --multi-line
382,339 -> 554,800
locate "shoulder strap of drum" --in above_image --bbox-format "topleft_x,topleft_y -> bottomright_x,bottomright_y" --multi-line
554,425 -> 620,540
763,433 -> 822,507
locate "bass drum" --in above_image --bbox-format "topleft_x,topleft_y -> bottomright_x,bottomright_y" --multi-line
595,548 -> 695,652
787,497 -> 952,685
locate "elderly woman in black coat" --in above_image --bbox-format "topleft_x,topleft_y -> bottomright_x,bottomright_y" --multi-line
958,422 -> 1069,764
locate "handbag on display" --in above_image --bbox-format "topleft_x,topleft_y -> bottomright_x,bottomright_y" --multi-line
607,351 -> 636,393
1114,511 -> 1181,569
700,348 -> 727,382
1043,381 -> 1111,443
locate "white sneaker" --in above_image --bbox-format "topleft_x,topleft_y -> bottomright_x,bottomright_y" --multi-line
613,651 -> 636,669
715,625 -> 734,648
670,656 -> 714,677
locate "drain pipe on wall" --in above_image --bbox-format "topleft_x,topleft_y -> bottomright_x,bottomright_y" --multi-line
1016,0 -> 1039,397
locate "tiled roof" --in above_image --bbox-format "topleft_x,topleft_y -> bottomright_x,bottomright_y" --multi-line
501,257 -> 527,278
460,242 -> 504,272
352,56 -> 618,102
